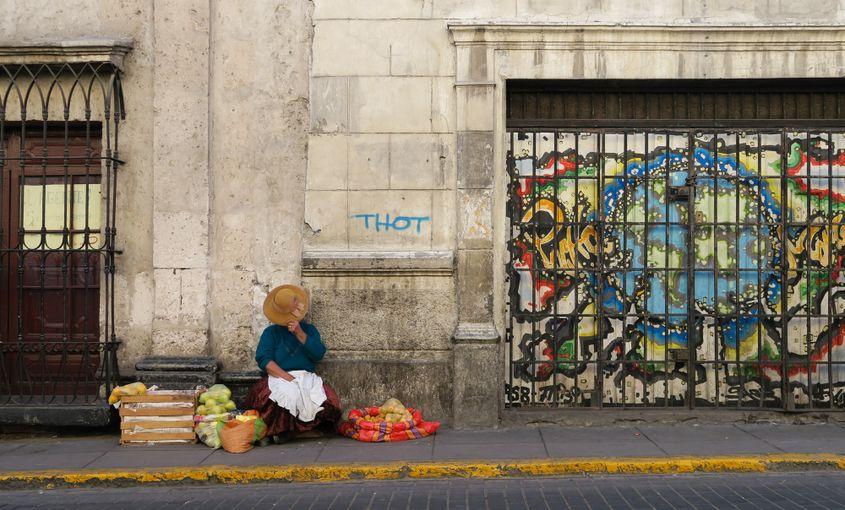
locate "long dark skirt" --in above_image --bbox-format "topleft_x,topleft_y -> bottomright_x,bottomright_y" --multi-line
243,376 -> 342,437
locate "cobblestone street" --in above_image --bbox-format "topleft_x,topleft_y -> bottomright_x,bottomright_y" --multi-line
5,472 -> 845,509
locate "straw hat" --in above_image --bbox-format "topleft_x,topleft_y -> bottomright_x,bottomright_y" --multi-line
263,284 -> 309,326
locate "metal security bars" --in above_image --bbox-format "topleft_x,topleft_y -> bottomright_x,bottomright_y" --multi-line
0,62 -> 124,406
506,129 -> 845,410
508,79 -> 845,128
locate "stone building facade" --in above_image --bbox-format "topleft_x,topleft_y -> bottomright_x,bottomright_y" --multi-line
3,0 -> 845,426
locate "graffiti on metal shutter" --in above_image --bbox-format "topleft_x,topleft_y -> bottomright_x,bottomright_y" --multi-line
506,131 -> 845,409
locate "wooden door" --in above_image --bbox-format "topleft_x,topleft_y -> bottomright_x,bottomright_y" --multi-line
1,128 -> 102,397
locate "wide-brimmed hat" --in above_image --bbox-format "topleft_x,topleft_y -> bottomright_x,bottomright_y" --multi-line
263,284 -> 309,326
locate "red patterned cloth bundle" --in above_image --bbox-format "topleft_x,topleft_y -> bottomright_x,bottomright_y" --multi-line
338,406 -> 440,442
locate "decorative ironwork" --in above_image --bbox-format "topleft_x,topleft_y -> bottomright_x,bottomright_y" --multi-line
506,126 -> 845,410
0,62 -> 124,406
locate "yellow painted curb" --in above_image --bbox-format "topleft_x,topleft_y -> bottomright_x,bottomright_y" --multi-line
1,454 -> 843,488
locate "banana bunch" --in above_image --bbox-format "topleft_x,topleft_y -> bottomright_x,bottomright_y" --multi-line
108,381 -> 147,405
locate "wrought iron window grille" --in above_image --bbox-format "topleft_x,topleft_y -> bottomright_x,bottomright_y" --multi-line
0,61 -> 125,407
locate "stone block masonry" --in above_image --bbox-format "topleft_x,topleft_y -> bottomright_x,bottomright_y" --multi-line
7,0 -> 845,428
2,0 -> 314,376
303,0 -> 845,426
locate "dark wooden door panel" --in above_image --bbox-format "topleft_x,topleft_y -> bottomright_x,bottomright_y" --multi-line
1,127 -> 102,396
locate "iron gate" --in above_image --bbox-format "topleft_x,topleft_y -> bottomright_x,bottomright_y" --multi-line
506,128 -> 845,410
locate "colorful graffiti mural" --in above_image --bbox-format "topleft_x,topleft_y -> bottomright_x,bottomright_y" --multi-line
507,131 -> 845,409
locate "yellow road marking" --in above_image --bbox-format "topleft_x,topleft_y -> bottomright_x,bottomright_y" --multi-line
1,454 -> 842,487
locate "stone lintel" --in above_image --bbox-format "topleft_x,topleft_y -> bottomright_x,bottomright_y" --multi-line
452,322 -> 500,344
0,39 -> 133,68
302,250 -> 454,277
449,23 -> 845,83
448,23 -> 845,48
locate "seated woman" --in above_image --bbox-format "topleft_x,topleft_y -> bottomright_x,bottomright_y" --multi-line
244,284 -> 341,442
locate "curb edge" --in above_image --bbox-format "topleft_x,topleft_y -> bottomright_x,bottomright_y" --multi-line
1,454 -> 843,489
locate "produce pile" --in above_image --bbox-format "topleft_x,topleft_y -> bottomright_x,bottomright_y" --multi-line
370,398 -> 412,424
338,397 -> 440,442
217,410 -> 267,453
196,384 -> 237,416
192,384 -> 267,453
108,381 -> 147,406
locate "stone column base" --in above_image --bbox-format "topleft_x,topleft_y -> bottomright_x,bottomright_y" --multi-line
134,356 -> 218,390
452,322 -> 500,428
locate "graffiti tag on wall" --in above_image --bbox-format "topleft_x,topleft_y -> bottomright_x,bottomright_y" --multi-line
351,213 -> 431,234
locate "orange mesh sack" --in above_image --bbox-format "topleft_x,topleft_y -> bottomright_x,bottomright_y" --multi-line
217,413 -> 267,453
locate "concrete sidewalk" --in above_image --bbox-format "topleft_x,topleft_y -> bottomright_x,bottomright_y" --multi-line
1,423 -> 845,487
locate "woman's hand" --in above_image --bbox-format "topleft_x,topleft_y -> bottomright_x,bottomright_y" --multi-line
287,321 -> 307,343
265,361 -> 295,381
290,299 -> 306,320
279,371 -> 295,382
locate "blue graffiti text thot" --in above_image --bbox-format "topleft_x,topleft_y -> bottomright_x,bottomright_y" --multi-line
351,213 -> 431,234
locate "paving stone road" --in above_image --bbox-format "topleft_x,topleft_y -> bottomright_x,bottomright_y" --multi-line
3,472 -> 845,509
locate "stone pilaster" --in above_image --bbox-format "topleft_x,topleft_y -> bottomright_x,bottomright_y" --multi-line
451,38 -> 500,427
452,323 -> 500,428
151,0 -> 211,356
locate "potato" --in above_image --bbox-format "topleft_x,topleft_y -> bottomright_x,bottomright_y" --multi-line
379,397 -> 406,416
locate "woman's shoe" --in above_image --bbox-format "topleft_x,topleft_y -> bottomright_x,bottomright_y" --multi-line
272,433 -> 291,444
295,430 -> 324,440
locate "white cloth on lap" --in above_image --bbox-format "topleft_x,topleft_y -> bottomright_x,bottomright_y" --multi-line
267,371 -> 327,422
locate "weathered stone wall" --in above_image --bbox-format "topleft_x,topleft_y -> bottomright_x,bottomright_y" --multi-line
1,0 -> 158,369
305,0 -> 845,424
207,0 -> 313,370
6,0 -> 845,426
1,0 -> 313,375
